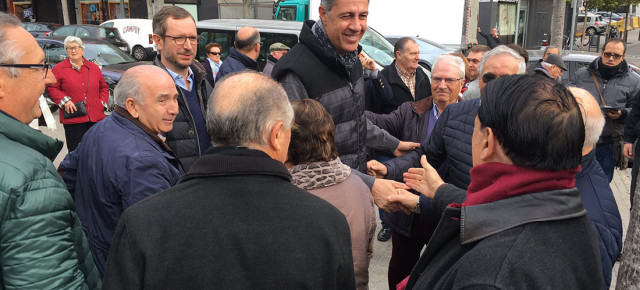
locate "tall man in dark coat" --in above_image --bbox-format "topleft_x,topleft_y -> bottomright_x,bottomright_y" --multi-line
376,37 -> 431,114
218,26 -> 261,78
102,72 -> 356,289
391,75 -> 603,289
152,6 -> 213,170
272,0 -> 418,212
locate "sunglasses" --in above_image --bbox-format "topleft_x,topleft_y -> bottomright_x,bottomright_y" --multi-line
208,51 -> 221,55
602,52 -> 623,60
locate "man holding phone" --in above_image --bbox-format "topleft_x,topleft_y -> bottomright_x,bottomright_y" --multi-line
572,37 -> 640,182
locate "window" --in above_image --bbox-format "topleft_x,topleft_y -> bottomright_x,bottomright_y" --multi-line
258,32 -> 299,68
196,30 -> 236,63
359,28 -> 394,66
52,25 -> 77,36
77,27 -> 92,38
277,6 -> 297,21
43,43 -> 67,64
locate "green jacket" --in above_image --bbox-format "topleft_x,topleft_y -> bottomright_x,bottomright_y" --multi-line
0,112 -> 100,289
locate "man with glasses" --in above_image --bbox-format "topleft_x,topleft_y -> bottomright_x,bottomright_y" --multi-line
0,12 -> 100,289
368,45 -> 526,191
152,6 -> 213,171
365,54 -> 466,289
218,26 -> 261,78
573,37 -> 640,183
203,42 -> 223,86
263,42 -> 289,76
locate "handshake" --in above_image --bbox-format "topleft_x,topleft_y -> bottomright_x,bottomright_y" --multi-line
367,155 -> 444,215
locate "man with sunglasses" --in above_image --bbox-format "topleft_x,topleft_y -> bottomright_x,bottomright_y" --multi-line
203,42 -> 223,86
218,26 -> 261,79
152,6 -> 213,171
0,12 -> 100,289
573,37 -> 640,183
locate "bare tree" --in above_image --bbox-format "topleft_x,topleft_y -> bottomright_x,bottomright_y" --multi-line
550,0 -> 567,48
243,0 -> 252,18
617,169 -> 640,288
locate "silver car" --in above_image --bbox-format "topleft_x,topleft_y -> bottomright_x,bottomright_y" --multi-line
576,13 -> 608,36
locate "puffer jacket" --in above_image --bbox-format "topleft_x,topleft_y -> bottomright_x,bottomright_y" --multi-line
0,112 -> 100,289
272,20 -> 368,172
153,56 -> 213,171
218,47 -> 260,78
572,58 -> 640,142
385,98 -> 478,189
576,150 -> 623,289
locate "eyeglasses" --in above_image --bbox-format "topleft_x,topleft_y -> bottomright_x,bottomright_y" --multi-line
602,52 -> 623,60
0,62 -> 50,79
163,34 -> 203,45
432,77 -> 463,85
66,46 -> 82,51
207,51 -> 221,55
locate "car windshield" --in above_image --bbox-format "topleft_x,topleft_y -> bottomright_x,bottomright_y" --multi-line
83,43 -> 135,65
359,28 -> 394,66
414,38 -> 449,53
99,27 -> 121,39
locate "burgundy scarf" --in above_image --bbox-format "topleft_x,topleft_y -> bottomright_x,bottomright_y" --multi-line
459,162 -> 579,207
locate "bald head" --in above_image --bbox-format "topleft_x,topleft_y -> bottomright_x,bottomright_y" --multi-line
114,65 -> 174,106
235,26 -> 260,52
206,71 -> 293,149
570,87 -> 605,155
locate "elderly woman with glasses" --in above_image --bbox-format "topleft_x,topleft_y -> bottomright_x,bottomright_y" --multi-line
286,99 -> 376,290
47,36 -> 109,151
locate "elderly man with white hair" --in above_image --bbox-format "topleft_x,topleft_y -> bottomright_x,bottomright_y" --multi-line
570,87 -> 623,289
366,54 -> 467,288
61,65 -> 184,277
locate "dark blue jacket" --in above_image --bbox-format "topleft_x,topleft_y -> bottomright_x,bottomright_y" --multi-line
218,47 -> 260,78
61,110 -> 184,276
576,150 -> 623,289
384,98 -> 477,189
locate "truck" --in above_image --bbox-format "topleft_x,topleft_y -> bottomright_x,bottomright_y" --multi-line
273,0 -> 478,49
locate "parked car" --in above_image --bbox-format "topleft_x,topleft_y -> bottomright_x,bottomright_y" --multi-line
576,13 -> 608,36
36,36 -> 144,112
595,11 -> 624,22
527,53 -> 639,85
22,22 -> 60,37
51,24 -> 130,53
196,19 -> 395,71
101,19 -> 157,61
385,35 -> 455,71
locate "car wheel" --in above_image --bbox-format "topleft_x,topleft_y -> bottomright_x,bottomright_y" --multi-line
132,45 -> 147,61
586,27 -> 597,36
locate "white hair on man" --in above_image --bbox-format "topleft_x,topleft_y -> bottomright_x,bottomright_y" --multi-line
0,13 -> 24,77
478,45 -> 526,75
63,36 -> 84,50
113,65 -> 169,107
206,71 -> 294,147
541,62 -> 554,70
432,54 -> 466,79
569,87 -> 605,150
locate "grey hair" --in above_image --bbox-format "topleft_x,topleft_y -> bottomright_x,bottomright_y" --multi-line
0,12 -> 24,77
541,62 -> 554,70
433,54 -> 466,80
321,0 -> 369,14
571,87 -> 605,149
113,65 -> 169,107
63,36 -> 84,50
478,45 -> 526,75
206,72 -> 294,147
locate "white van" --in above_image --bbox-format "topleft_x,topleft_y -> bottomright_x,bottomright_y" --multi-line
101,19 -> 157,61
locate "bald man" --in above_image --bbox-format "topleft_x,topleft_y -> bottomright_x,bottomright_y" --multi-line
62,65 -> 184,276
218,26 -> 261,78
570,87 -> 622,289
103,72 -> 356,289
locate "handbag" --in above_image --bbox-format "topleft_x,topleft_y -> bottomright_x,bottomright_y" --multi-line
62,66 -> 90,119
592,73 -> 629,170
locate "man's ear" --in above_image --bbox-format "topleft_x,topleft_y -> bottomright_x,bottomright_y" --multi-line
152,34 -> 163,51
319,6 -> 328,24
268,121 -> 286,151
480,127 -> 496,161
125,98 -> 140,118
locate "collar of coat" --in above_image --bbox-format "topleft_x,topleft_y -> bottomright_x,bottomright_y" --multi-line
456,187 -> 586,244
179,146 -> 291,183
114,106 -> 176,154
0,111 -> 63,161
153,54 -> 208,87
386,60 -> 427,92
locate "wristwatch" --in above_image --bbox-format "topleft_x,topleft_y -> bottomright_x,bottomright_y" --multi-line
415,196 -> 421,214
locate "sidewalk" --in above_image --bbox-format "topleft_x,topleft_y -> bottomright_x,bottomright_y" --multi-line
367,168 -> 634,290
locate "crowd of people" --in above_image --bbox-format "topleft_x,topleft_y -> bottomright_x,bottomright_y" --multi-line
0,0 -> 638,288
